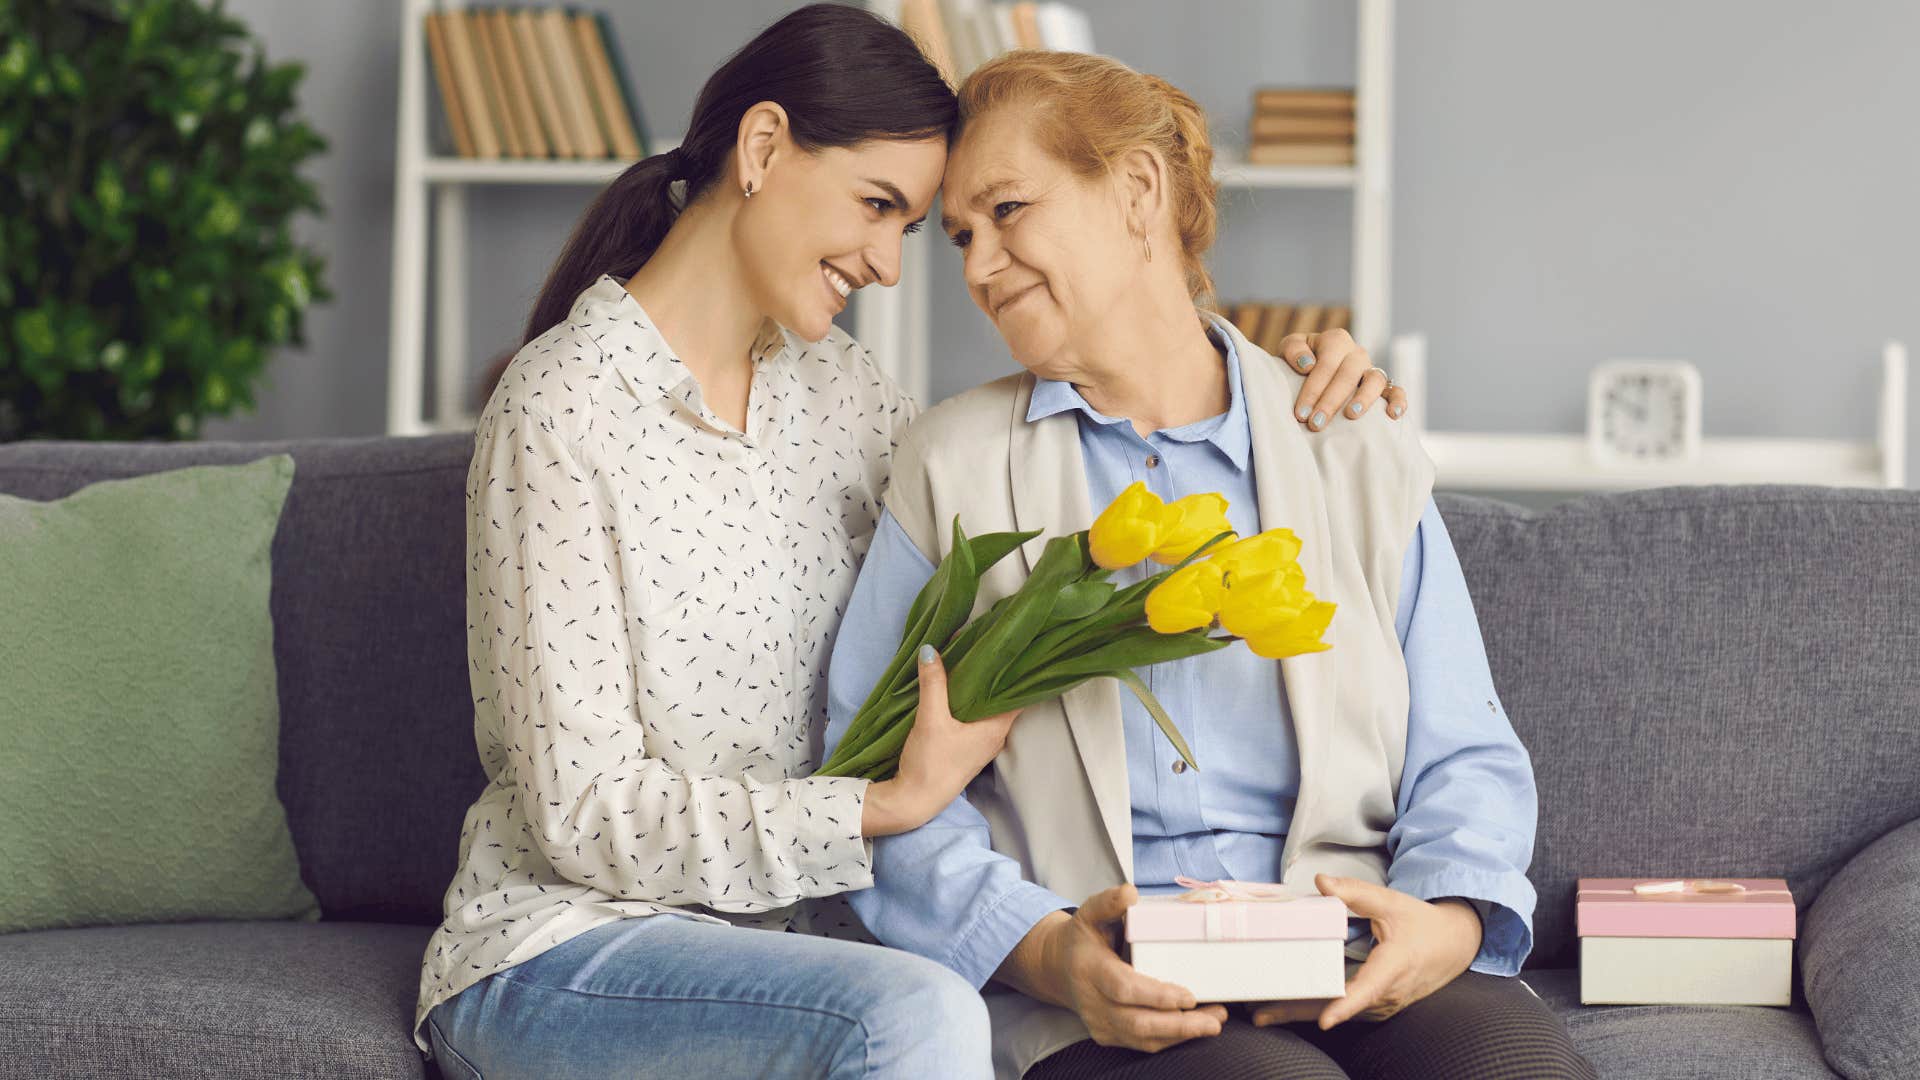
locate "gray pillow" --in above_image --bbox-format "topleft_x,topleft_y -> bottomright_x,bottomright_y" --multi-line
1801,817 -> 1920,1079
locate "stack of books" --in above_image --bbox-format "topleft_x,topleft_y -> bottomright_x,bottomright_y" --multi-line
886,0 -> 1094,85
1246,88 -> 1355,167
1221,301 -> 1351,355
424,7 -> 648,160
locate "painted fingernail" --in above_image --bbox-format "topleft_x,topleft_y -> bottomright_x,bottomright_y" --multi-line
1392,403 -> 1405,417
1297,406 -> 1311,421
1299,353 -> 1315,369
918,644 -> 936,665
1349,402 -> 1363,417
1311,411 -> 1326,428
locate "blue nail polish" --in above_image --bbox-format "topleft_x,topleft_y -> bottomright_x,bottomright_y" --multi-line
1349,402 -> 1362,416
1311,411 -> 1326,428
1297,406 -> 1311,421
1299,353 -> 1315,369
918,644 -> 936,665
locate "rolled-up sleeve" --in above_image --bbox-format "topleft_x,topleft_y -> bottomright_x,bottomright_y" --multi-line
825,510 -> 1073,986
1386,498 -> 1538,975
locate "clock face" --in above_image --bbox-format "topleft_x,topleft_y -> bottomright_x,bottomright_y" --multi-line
1601,375 -> 1689,458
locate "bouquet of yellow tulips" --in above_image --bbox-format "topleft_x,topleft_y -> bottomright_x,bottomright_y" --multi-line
816,482 -> 1336,780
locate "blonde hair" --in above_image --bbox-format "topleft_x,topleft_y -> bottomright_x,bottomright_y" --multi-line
956,51 -> 1219,304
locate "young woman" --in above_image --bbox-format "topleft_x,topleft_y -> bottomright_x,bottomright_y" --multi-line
416,7 -> 1404,1077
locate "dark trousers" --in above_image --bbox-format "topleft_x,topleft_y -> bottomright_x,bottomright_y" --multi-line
1027,973 -> 1597,1080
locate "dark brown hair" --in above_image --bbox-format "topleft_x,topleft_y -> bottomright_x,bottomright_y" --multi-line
521,4 -> 957,345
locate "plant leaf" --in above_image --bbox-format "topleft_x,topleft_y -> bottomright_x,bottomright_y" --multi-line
1116,669 -> 1199,771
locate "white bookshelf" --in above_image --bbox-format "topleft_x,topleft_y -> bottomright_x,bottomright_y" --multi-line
385,0 -> 1396,435
1391,334 -> 1909,491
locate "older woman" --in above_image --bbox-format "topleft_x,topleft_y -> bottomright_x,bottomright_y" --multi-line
823,52 -> 1594,1080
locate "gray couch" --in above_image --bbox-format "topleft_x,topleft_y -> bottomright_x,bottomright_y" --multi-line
1,433 -> 1915,1079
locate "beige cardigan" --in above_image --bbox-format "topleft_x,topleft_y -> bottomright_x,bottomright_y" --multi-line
879,314 -> 1437,1078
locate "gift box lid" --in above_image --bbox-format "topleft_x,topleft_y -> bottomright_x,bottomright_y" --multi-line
1124,880 -> 1349,943
1576,878 -> 1796,940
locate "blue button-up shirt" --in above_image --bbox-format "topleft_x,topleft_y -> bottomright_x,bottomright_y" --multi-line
824,323 -> 1537,989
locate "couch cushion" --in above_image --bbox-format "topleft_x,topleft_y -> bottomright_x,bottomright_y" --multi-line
0,921 -> 432,1079
1438,487 -> 1920,968
1521,968 -> 1837,1079
0,435 -> 486,924
0,456 -> 320,935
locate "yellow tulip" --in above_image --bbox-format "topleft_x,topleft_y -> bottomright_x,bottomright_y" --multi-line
1211,528 -> 1303,576
1145,562 -> 1226,633
1088,481 -> 1167,569
1217,563 -> 1312,639
1241,598 -> 1337,659
1149,493 -> 1234,565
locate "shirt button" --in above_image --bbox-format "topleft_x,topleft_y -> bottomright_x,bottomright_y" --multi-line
1145,453 -> 1162,468
1171,759 -> 1188,774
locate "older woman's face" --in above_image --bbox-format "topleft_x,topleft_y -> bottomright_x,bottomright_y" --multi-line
941,108 -> 1139,378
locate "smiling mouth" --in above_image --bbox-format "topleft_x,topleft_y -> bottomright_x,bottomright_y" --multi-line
994,284 -> 1041,316
821,262 -> 856,304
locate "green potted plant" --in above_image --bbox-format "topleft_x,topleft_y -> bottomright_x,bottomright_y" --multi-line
0,0 -> 329,441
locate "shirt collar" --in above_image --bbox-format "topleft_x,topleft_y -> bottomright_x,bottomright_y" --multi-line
570,274 -> 792,413
1024,313 -> 1251,470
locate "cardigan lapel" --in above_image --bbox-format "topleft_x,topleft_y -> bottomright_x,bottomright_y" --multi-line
1007,374 -> 1134,883
1219,317 -> 1338,884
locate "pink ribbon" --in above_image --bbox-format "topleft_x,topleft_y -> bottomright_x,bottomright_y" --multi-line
1583,880 -> 1792,899
1173,876 -> 1296,903
1171,877 -> 1296,941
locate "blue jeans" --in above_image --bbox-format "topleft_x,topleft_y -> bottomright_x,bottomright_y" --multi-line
425,914 -> 993,1079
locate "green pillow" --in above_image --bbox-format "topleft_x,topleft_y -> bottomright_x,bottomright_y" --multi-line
0,454 -> 320,934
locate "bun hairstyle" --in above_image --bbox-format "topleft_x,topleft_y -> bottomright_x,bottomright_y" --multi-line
521,3 -> 957,346
956,52 -> 1220,304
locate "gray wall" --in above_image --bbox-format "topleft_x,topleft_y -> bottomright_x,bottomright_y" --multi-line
205,1 -> 1920,491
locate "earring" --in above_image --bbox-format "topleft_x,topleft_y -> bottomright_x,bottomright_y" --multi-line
1143,236 -> 1152,262
743,181 -> 755,199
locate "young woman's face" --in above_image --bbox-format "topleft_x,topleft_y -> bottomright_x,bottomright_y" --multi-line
940,107 -> 1138,379
742,135 -> 947,342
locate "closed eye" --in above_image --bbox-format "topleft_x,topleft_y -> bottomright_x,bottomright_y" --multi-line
948,229 -> 971,249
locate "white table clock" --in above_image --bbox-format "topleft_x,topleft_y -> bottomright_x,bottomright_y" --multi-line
1587,360 -> 1703,464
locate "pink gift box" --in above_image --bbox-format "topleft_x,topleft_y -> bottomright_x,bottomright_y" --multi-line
1125,889 -> 1349,943
1576,878 -> 1797,939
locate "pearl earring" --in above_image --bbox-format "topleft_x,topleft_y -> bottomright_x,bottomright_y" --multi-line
743,181 -> 755,199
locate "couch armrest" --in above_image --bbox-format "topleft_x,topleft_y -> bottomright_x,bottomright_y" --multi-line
1802,816 -> 1920,1079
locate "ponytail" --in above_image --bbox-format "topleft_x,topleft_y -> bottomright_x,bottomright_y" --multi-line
520,149 -> 684,346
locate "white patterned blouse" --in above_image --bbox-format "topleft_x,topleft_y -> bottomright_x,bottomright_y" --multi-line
412,274 -> 916,1051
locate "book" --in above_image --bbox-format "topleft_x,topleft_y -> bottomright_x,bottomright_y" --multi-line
1259,304 -> 1294,354
593,11 -> 650,158
1251,114 -> 1355,141
467,8 -> 524,157
572,13 -> 643,160
1254,88 -> 1356,113
1010,2 -> 1042,48
538,9 -> 607,158
441,11 -> 501,159
899,0 -> 956,85
424,13 -> 476,158
513,10 -> 575,159
1247,143 -> 1355,166
487,9 -> 548,159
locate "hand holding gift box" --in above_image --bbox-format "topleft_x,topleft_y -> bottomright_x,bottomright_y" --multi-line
1577,877 -> 1797,1006
1125,877 -> 1351,1004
